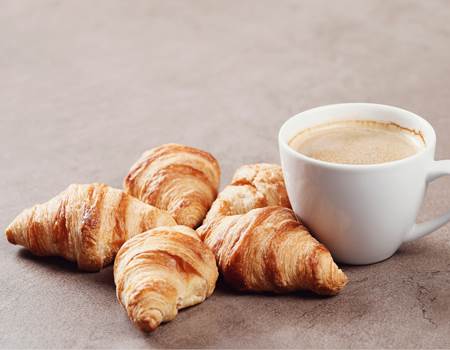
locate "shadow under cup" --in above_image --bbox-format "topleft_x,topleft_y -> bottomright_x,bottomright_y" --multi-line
278,103 -> 436,265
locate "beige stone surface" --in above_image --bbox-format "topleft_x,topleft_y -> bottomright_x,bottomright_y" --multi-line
1,0 -> 450,348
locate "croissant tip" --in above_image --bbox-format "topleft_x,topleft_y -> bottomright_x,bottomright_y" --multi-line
313,251 -> 349,296
134,311 -> 163,332
136,321 -> 158,332
5,226 -> 16,244
328,271 -> 349,296
336,270 -> 349,293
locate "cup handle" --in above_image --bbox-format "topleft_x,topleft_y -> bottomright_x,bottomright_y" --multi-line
403,160 -> 450,242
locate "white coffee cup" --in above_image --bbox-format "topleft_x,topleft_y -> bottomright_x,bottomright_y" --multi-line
279,103 -> 450,265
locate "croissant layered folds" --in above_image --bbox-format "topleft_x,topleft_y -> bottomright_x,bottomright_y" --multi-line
124,144 -> 221,228
204,163 -> 291,223
114,225 -> 218,332
199,206 -> 347,295
6,183 -> 176,271
198,163 -> 348,295
5,149 -> 349,335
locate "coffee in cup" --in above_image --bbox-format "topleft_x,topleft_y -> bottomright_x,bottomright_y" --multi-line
279,103 -> 450,264
289,120 -> 425,165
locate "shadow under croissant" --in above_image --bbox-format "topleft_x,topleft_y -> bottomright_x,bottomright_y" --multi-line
17,249 -> 116,289
213,277 -> 335,299
16,249 -> 337,298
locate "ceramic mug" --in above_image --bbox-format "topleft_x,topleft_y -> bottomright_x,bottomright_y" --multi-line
279,103 -> 450,265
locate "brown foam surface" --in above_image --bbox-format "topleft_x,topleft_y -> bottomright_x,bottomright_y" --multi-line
289,120 -> 424,165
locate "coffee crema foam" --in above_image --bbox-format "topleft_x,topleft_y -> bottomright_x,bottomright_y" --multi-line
289,120 -> 425,165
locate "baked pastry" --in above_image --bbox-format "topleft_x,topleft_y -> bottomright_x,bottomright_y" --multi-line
204,163 -> 290,223
5,183 -> 176,271
114,225 -> 218,332
199,206 -> 348,295
198,163 -> 348,295
124,144 -> 220,228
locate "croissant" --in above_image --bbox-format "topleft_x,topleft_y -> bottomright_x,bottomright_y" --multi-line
124,143 -> 221,228
204,163 -> 291,224
114,225 -> 218,332
198,163 -> 348,295
5,183 -> 176,271
199,206 -> 348,295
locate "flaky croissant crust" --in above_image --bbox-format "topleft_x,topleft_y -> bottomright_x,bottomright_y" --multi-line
6,183 -> 176,271
199,206 -> 348,295
204,163 -> 290,224
198,163 -> 348,295
114,225 -> 218,332
124,143 -> 221,228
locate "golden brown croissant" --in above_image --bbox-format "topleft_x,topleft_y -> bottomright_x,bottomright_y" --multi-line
204,163 -> 291,224
124,143 -> 221,228
199,206 -> 348,295
198,163 -> 347,295
114,225 -> 218,332
5,183 -> 176,271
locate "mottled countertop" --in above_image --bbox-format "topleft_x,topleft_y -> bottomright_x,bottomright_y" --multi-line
1,0 -> 450,348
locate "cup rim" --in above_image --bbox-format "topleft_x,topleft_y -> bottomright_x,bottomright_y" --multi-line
278,103 -> 436,170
